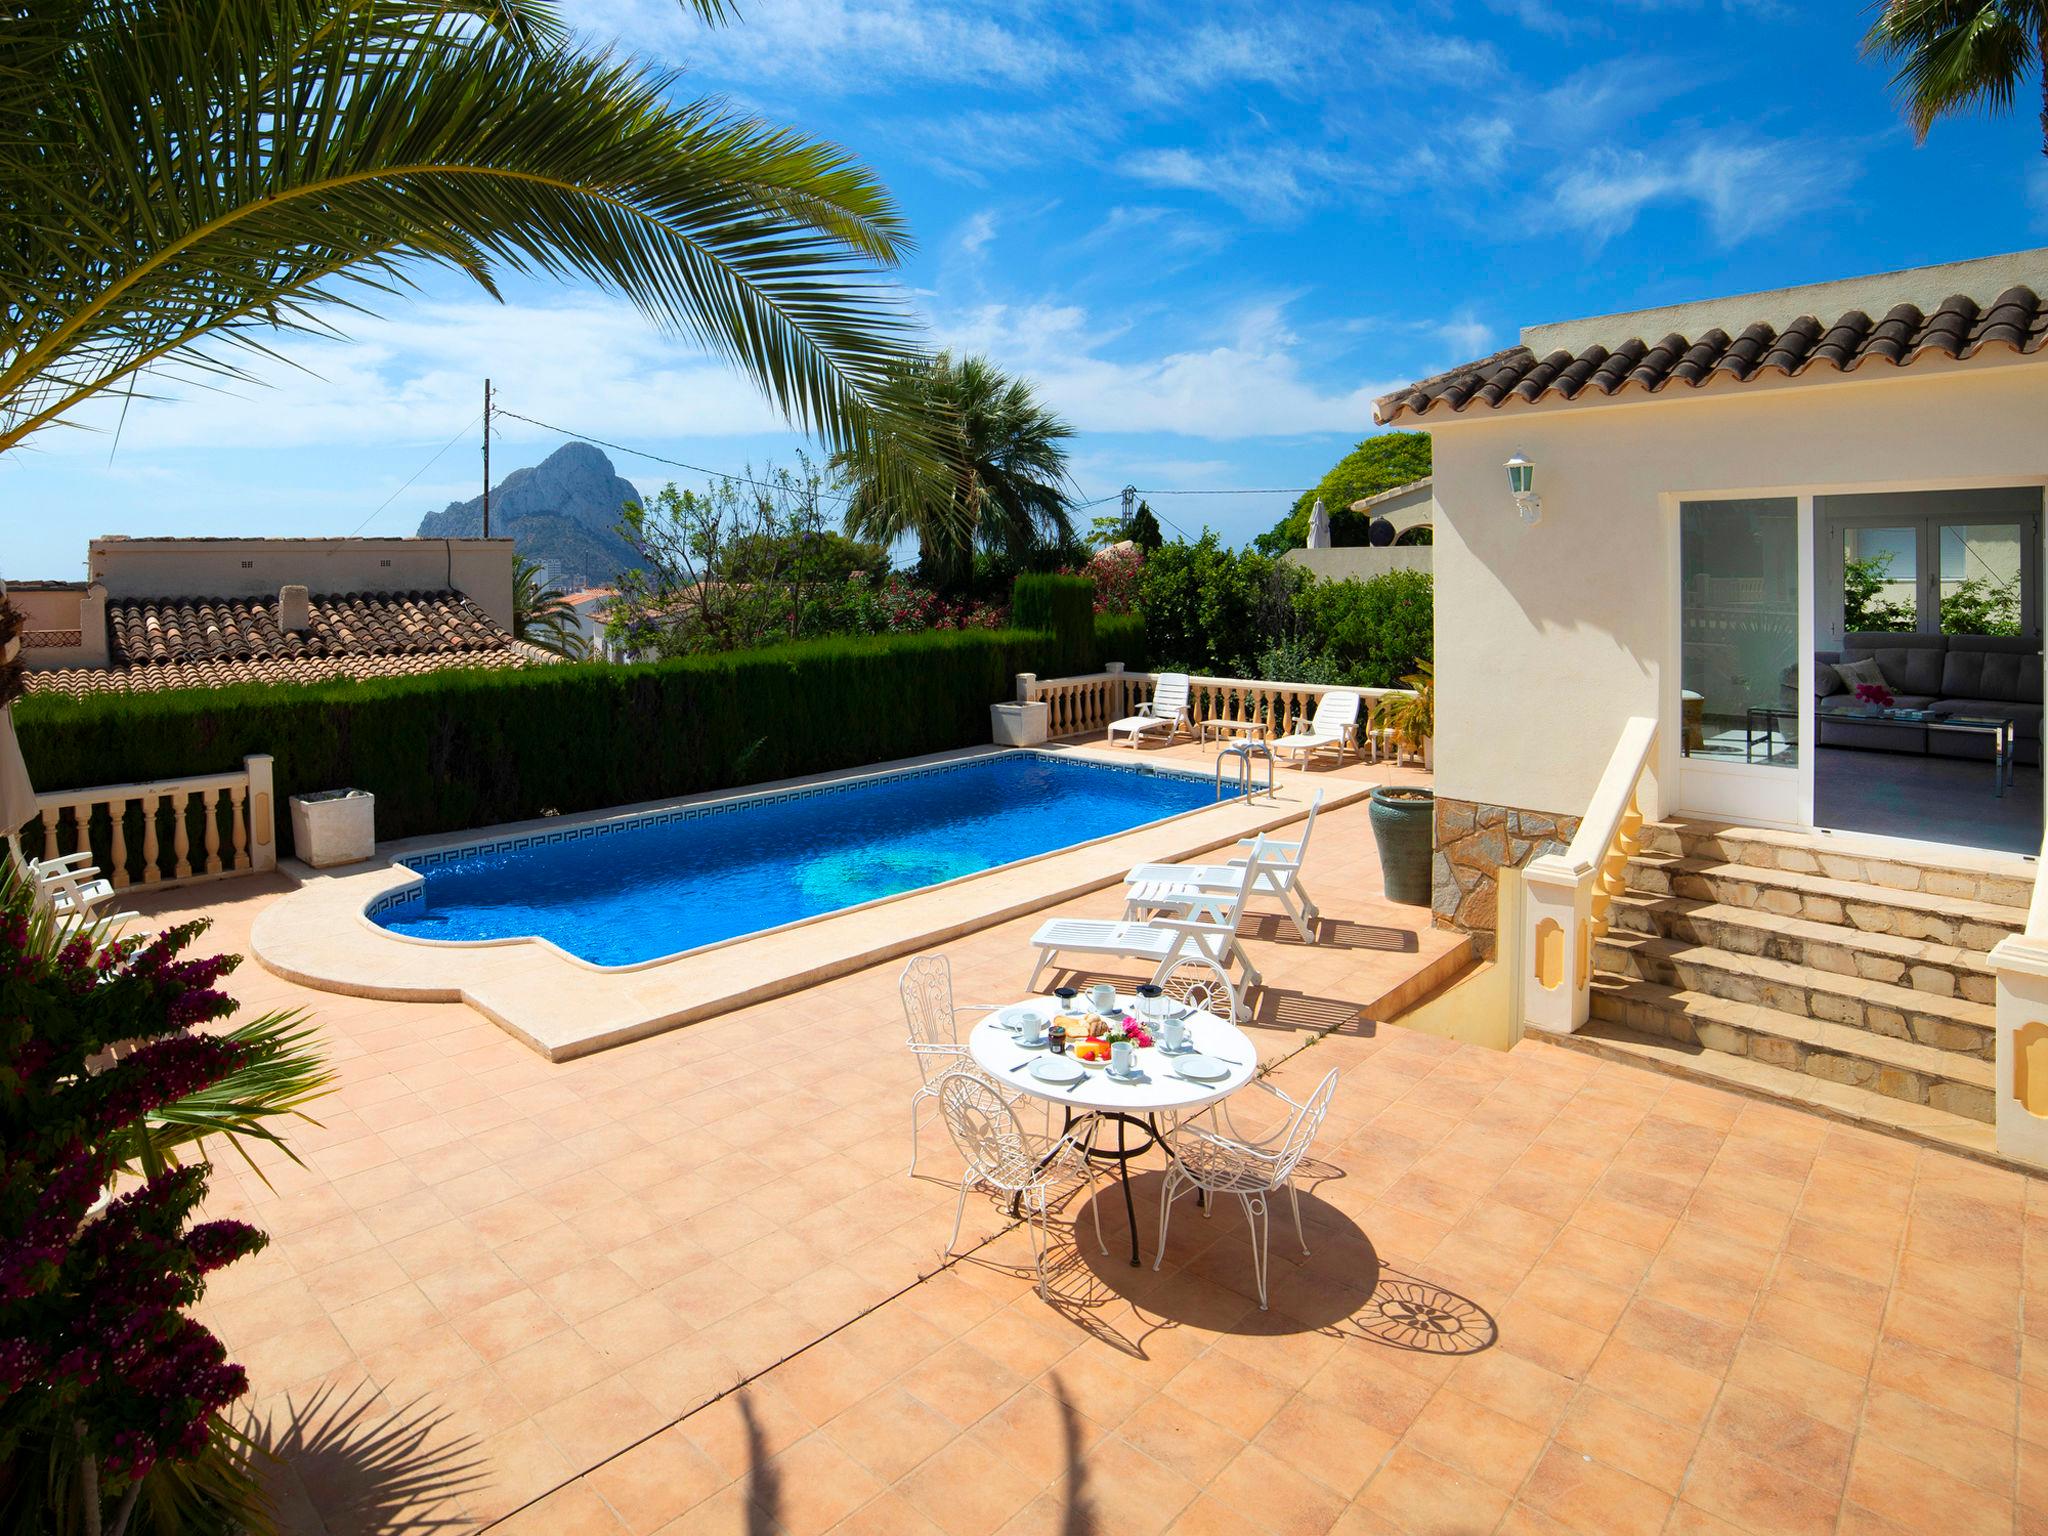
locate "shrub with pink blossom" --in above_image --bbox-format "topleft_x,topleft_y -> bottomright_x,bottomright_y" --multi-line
0,885 -> 277,1536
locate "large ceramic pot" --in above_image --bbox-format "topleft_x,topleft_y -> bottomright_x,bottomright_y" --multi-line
1369,785 -> 1435,906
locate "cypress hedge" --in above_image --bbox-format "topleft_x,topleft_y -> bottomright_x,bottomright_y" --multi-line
15,627 -> 1073,857
1011,573 -> 1097,676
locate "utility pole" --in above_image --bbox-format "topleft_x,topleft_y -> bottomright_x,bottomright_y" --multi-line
481,378 -> 492,537
1121,484 -> 1136,526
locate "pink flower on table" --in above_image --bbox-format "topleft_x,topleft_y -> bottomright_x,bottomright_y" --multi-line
1854,682 -> 1895,709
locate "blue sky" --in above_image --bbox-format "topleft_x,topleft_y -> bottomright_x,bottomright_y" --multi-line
4,0 -> 2043,580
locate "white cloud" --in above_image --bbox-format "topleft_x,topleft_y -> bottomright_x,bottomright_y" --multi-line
1118,144 -> 1380,219
957,210 -> 998,257
935,299 -> 1399,439
18,296 -> 789,458
1552,137 -> 1835,245
1437,313 -> 1494,357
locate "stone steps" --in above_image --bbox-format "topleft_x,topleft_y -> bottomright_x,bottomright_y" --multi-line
1625,853 -> 2025,952
1589,977 -> 1994,1121
1531,1023 -> 2001,1165
1604,892 -> 1997,1007
1635,820 -> 2036,908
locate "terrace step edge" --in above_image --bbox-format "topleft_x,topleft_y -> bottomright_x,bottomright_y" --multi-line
1527,1021 -> 2013,1170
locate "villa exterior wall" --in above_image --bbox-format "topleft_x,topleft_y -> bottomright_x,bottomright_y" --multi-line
85,536 -> 519,629
1434,795 -> 1580,958
1283,545 -> 1431,582
1421,355 -> 2048,830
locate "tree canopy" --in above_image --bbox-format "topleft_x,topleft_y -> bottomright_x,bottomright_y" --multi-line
1254,433 -> 1433,555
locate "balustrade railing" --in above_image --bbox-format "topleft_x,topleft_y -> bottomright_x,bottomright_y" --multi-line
18,755 -> 277,891
1519,717 -> 1657,1036
1018,667 -> 1412,748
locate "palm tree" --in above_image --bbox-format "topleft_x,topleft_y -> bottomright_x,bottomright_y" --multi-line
1864,1 -> 2048,156
512,555 -> 587,658
0,0 -> 926,461
834,352 -> 1075,589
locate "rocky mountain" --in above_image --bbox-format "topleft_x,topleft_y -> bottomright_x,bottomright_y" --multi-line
418,441 -> 641,589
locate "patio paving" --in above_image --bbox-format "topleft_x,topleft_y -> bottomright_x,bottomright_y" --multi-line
139,743 -> 2046,1534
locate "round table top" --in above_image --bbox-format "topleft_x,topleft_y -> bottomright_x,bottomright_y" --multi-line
967,993 -> 1258,1114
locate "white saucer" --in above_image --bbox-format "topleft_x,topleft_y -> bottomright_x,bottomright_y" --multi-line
1031,1056 -> 1085,1085
999,1006 -> 1044,1032
1173,1054 -> 1230,1081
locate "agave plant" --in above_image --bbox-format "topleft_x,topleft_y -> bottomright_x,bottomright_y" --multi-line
0,0 -> 930,472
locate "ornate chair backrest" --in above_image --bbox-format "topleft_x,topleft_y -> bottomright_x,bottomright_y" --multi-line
1160,957 -> 1237,1022
1270,1067 -> 1340,1185
900,954 -> 959,1086
937,1068 -> 1030,1185
1313,691 -> 1360,733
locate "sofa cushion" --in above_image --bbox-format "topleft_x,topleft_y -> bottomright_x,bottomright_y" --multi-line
1932,699 -> 2042,740
1814,665 -> 1847,698
1872,646 -> 1947,696
1943,649 -> 2041,705
1833,657 -> 1888,695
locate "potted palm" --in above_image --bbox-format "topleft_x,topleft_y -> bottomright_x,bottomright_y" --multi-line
1370,661 -> 1435,905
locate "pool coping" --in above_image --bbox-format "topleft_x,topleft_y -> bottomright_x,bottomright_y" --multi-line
250,743 -> 1380,1059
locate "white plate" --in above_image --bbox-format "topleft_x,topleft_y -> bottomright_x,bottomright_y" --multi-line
1173,1054 -> 1230,1081
999,1006 -> 1044,1032
1031,1056 -> 1086,1085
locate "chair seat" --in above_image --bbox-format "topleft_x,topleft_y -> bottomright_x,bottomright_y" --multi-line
1030,917 -> 1177,958
1108,713 -> 1174,734
1170,1133 -> 1281,1194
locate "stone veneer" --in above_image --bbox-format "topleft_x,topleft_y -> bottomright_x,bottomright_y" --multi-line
1433,796 -> 1581,959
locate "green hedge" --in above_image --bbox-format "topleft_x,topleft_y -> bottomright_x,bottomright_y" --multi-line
16,627 -> 1071,859
1011,573 -> 1095,676
1091,613 -> 1147,672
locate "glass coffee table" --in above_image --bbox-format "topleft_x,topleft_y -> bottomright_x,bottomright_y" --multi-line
1746,706 -> 2017,796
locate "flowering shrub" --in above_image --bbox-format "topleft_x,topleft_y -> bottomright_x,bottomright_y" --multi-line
836,571 -> 1006,634
0,890 -> 271,1535
1080,545 -> 1143,615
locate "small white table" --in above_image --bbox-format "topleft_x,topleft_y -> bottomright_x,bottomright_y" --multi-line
968,994 -> 1259,1266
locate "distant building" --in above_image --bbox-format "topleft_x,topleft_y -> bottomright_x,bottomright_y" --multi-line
13,535 -> 556,697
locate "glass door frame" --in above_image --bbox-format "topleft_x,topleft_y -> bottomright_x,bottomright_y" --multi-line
1667,492 -> 1815,829
1819,501 -> 2041,651
1664,474 -> 2048,841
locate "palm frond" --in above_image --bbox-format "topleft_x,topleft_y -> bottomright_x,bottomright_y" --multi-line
1862,0 -> 2044,139
1,0 -> 931,467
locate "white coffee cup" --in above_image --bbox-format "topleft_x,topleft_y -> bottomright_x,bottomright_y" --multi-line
1090,982 -> 1117,1014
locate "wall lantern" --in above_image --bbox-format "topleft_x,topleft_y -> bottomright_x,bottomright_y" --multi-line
1505,450 -> 1542,525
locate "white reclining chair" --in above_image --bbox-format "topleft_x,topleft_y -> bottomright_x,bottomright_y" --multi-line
1106,672 -> 1191,750
1122,791 -> 1323,944
1270,691 -> 1360,768
1026,839 -> 1269,1016
7,834 -> 118,922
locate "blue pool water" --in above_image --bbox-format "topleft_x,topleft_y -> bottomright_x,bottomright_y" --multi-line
370,753 -> 1237,967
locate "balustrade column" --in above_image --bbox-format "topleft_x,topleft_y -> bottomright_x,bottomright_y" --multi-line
172,790 -> 192,880
108,797 -> 129,889
229,785 -> 249,873
140,792 -> 161,884
202,788 -> 223,876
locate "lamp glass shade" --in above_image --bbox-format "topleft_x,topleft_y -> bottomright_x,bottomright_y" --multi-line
1505,452 -> 1535,496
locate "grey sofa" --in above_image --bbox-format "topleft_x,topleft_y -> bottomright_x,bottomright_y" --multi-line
1787,633 -> 2041,766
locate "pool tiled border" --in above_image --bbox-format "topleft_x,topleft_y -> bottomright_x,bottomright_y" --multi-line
251,744 -> 1380,1060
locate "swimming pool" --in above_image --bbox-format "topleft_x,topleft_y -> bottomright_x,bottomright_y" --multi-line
368,752 -> 1238,967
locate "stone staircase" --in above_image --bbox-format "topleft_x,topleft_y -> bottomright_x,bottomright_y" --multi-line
1547,819 -> 2036,1161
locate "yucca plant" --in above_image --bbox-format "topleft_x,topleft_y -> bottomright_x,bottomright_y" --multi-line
0,0 -> 931,473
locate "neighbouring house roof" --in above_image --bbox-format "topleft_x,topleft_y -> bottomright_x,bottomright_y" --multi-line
23,589 -> 556,699
1375,255 -> 2048,426
1348,476 -> 1432,513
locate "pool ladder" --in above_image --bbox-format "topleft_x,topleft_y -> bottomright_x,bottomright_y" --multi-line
1215,740 -> 1275,802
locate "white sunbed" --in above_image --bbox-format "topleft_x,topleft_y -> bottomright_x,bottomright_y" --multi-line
7,834 -> 117,920
1106,672 -> 1191,750
1026,838 -> 1270,1015
1122,790 -> 1324,944
1270,691 -> 1360,768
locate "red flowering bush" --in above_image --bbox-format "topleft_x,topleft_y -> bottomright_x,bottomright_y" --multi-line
1080,544 -> 1143,615
838,571 -> 1007,634
0,890 -> 270,1536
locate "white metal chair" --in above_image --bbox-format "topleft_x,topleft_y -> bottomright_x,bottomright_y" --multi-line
1155,1066 -> 1339,1309
1270,692 -> 1360,768
936,1068 -> 1106,1297
1106,672 -> 1191,750
1026,840 -> 1270,1015
1123,791 -> 1323,944
1157,955 -> 1240,1027
901,953 -> 1010,1176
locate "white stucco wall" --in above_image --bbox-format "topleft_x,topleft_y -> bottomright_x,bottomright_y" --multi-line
86,536 -> 518,629
1420,354 -> 2048,821
1283,546 -> 1431,582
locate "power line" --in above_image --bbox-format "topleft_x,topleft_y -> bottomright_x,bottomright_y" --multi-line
494,407 -> 853,504
350,412 -> 484,536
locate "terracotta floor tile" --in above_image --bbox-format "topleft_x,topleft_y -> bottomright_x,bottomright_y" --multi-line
1682,1436 -> 1842,1536
1118,1395 -> 1247,1487
903,1338 -> 1032,1429
1206,1440 -> 1349,1536
1845,1436 -> 2013,1536
1859,1385 -> 2017,1496
1518,1442 -> 1671,1536
537,1377 -> 669,1473
585,1426 -> 728,1536
1355,1444 -> 1511,1536
822,1385 -> 963,1483
1702,1383 -> 1852,1494
1398,1387 -> 1546,1494
1554,1388 -> 1698,1495
751,1430 -> 886,1536
1251,1394 -> 1395,1500
1164,1349 -> 1296,1439
899,1430 -> 1050,1536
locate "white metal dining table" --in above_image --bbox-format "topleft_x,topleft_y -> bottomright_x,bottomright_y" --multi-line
967,993 -> 1260,1267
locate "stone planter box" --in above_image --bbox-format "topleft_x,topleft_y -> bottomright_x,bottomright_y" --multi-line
289,789 -> 375,868
991,701 -> 1050,747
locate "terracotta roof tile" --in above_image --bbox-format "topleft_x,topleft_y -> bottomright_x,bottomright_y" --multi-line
1374,283 -> 2048,424
23,589 -> 554,699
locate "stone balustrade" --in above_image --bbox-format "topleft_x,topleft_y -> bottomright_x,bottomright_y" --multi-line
1018,666 -> 1413,747
21,755 -> 277,891
1520,716 -> 1657,1036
